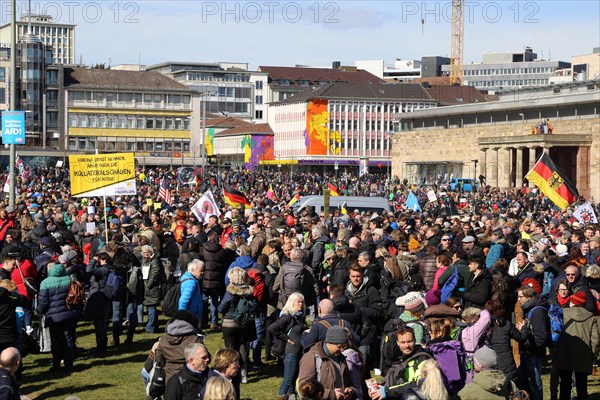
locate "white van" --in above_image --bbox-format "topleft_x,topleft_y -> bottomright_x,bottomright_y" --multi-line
293,195 -> 391,214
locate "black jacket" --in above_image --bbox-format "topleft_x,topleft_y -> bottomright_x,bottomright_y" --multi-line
268,312 -> 307,355
489,318 -> 518,381
345,278 -> 383,346
199,240 -> 225,293
0,288 -> 19,347
331,295 -> 362,335
513,295 -> 549,356
462,268 -> 492,309
0,367 -> 19,400
164,365 -> 216,400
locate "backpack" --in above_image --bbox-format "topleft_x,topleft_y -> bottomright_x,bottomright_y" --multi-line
247,268 -> 265,303
317,319 -> 356,348
440,265 -> 460,303
428,340 -> 467,395
381,351 -> 431,388
380,318 -> 406,375
127,265 -> 143,295
232,295 -> 258,326
161,278 -> 195,317
146,357 -> 166,398
102,270 -> 124,300
280,263 -> 305,303
66,277 -> 85,308
527,303 -> 564,347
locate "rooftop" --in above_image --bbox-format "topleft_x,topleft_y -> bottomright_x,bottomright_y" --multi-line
259,66 -> 383,86
64,68 -> 191,91
217,123 -> 273,136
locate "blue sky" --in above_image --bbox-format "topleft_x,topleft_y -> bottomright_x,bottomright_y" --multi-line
7,1 -> 600,68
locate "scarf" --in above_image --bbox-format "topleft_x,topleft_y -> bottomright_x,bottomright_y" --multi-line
557,295 -> 570,308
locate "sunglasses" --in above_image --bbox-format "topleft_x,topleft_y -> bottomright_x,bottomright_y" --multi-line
565,273 -> 577,277
441,238 -> 451,242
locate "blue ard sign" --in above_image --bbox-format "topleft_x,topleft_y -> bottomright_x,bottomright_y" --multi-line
1,111 -> 26,145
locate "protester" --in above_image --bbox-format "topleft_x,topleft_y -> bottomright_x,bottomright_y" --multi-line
0,347 -> 21,400
457,346 -> 519,399
212,348 -> 242,400
164,343 -> 215,400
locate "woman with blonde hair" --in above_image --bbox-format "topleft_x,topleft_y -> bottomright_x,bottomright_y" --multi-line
401,359 -> 449,400
218,267 -> 256,384
204,375 -> 236,400
212,348 -> 241,399
268,292 -> 307,400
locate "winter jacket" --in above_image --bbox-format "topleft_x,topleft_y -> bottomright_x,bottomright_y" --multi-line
488,318 -> 518,381
457,369 -> 519,399
569,275 -> 597,314
84,260 -> 110,318
308,235 -> 329,276
364,262 -> 382,291
155,319 -> 203,382
300,315 -> 359,349
249,230 -> 267,259
417,253 -> 437,290
298,342 -> 356,400
554,306 -> 600,374
218,283 -> 254,321
0,287 -> 19,347
331,295 -> 362,335
177,271 -> 202,320
36,264 -> 79,324
461,309 -> 492,354
515,261 -> 538,284
380,269 -> 410,319
462,268 -> 492,309
0,367 -> 19,400
199,240 -> 225,293
142,256 -> 163,306
11,259 -> 38,301
513,295 -> 549,357
164,364 -> 216,400
382,346 -> 432,399
269,312 -> 307,355
485,238 -> 507,269
224,255 -> 256,286
345,277 -> 383,346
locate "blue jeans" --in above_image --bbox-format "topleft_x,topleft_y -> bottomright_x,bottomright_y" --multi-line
146,305 -> 159,333
518,353 -> 543,400
22,298 -> 34,328
279,352 -> 299,395
112,300 -> 122,338
137,303 -> 144,324
126,299 -> 138,338
252,312 -> 266,363
202,291 -> 221,326
141,367 -> 150,387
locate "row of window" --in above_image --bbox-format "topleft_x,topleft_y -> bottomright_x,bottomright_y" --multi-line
68,137 -> 191,152
68,114 -> 191,130
464,67 -> 555,76
186,72 -> 251,82
469,79 -> 548,87
68,91 -> 192,107
23,26 -> 71,36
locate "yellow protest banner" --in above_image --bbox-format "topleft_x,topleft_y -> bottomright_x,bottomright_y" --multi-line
69,153 -> 136,197
146,199 -> 154,206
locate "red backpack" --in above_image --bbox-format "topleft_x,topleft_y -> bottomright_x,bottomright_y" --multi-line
247,268 -> 265,303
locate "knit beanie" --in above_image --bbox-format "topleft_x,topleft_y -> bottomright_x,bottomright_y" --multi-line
325,326 -> 348,344
425,289 -> 441,306
395,291 -> 425,312
523,278 -> 542,294
474,346 -> 497,370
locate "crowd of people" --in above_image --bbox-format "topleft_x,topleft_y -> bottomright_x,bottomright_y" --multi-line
0,165 -> 599,400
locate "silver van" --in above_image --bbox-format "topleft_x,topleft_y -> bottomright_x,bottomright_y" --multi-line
293,195 -> 391,214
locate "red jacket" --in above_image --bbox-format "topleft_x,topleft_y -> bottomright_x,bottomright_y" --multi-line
11,259 -> 38,300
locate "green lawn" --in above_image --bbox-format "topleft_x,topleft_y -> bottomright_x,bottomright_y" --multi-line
19,320 -> 600,399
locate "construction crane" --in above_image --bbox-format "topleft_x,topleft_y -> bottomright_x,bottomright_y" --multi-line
449,0 -> 465,85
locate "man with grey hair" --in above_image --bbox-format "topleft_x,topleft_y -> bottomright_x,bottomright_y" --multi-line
0,347 -> 21,399
308,224 -> 330,304
274,247 -> 318,309
178,260 -> 204,321
357,251 -> 381,290
164,342 -> 215,400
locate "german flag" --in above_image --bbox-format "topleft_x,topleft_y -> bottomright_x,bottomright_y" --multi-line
340,201 -> 348,215
288,193 -> 301,207
328,183 -> 339,196
223,185 -> 251,207
525,152 -> 578,210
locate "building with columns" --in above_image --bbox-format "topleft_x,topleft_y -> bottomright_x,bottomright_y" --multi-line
393,79 -> 600,199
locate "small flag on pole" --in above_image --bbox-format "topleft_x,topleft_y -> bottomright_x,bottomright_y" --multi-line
328,183 -> 339,196
223,185 -> 251,207
406,191 -> 421,211
288,193 -> 301,207
159,179 -> 173,206
340,201 -> 348,215
573,202 -> 598,225
266,184 -> 274,199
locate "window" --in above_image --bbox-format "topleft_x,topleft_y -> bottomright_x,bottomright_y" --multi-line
256,95 -> 263,104
255,110 -> 263,119
255,80 -> 263,90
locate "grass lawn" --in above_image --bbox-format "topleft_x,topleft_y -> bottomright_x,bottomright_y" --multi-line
19,320 -> 600,399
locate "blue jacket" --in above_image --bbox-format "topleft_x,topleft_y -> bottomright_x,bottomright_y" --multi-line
486,240 -> 506,269
178,271 -> 202,320
37,264 -> 79,324
225,255 -> 256,285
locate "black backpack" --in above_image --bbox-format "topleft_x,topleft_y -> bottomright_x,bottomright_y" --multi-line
380,318 -> 406,375
161,278 -> 196,317
232,295 -> 258,326
280,264 -> 305,303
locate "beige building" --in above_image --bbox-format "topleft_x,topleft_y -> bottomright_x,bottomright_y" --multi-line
392,80 -> 600,199
572,48 -> 600,81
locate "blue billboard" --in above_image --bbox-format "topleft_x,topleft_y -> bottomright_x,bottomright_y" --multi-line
1,111 -> 26,145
